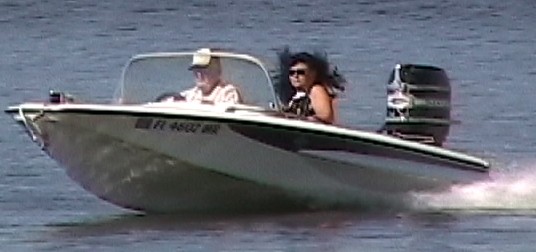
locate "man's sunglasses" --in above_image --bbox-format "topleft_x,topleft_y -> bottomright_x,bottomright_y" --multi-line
289,69 -> 307,76
193,68 -> 217,76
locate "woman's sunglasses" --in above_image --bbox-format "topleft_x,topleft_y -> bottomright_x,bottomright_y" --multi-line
289,69 -> 307,76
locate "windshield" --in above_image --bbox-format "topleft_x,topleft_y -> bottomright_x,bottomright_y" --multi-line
114,51 -> 279,109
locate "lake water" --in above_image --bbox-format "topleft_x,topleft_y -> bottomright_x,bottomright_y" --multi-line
1,0 -> 536,251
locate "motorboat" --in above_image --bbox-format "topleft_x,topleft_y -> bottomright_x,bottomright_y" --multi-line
5,49 -> 490,213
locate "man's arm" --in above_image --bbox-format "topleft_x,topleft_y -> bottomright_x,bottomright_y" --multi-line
154,92 -> 185,102
218,85 -> 242,104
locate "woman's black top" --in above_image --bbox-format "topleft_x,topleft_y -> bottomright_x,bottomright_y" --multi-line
282,85 -> 337,118
283,92 -> 314,117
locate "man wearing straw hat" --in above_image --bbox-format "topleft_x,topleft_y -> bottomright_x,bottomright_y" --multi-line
163,48 -> 242,104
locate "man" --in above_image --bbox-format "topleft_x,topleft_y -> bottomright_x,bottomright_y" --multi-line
162,48 -> 242,104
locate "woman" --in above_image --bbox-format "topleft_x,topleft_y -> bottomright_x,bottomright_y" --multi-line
283,52 -> 344,124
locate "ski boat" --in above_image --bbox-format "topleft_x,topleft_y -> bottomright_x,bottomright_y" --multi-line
5,49 -> 490,213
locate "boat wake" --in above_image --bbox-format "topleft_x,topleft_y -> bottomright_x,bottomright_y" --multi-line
410,160 -> 536,212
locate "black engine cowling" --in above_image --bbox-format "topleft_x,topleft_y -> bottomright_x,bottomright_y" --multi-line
381,64 -> 452,146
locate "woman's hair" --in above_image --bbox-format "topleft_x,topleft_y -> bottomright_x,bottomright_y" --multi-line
289,52 -> 326,84
289,51 -> 346,92
274,47 -> 346,103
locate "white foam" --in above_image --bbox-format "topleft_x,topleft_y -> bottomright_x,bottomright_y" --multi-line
410,160 -> 536,211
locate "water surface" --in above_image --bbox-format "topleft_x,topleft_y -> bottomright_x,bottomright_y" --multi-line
1,0 -> 536,251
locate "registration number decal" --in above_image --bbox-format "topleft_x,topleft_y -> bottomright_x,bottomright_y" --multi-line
135,118 -> 220,135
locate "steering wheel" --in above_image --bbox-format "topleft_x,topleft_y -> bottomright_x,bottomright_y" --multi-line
154,92 -> 185,102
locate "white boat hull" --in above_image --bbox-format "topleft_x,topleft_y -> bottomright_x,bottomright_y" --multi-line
10,105 -> 489,213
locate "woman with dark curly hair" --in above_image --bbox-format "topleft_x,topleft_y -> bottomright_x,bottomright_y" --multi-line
283,52 -> 345,124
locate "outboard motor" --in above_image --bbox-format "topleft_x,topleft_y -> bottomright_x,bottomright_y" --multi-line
381,64 -> 452,146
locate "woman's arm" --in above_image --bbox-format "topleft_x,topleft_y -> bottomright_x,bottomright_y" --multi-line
308,84 -> 334,124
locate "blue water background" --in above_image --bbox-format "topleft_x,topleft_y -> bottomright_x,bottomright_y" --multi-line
1,0 -> 536,251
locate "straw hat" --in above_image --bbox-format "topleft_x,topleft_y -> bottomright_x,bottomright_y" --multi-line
189,48 -> 213,70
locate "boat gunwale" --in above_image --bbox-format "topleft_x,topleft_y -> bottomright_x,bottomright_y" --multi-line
5,103 -> 491,171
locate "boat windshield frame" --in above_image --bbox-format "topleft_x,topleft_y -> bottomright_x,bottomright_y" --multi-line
113,51 -> 281,110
